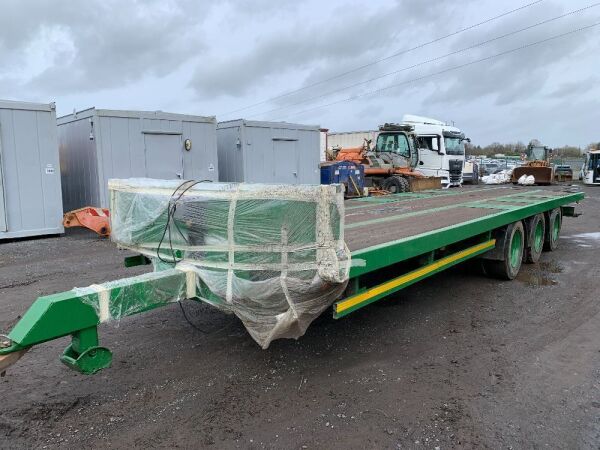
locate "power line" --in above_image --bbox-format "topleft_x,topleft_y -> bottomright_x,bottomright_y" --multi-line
274,20 -> 600,121
219,0 -> 545,118
249,3 -> 600,119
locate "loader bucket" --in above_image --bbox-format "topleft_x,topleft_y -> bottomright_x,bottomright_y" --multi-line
511,166 -> 554,185
409,176 -> 442,192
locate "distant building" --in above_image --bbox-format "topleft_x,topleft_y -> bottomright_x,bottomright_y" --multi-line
327,130 -> 377,150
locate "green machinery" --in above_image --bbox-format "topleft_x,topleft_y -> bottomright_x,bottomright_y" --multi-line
0,185 -> 584,375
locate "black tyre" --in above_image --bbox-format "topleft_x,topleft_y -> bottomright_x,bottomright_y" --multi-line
524,213 -> 545,264
398,177 -> 410,192
483,221 -> 525,280
383,176 -> 409,193
543,208 -> 562,251
382,176 -> 401,193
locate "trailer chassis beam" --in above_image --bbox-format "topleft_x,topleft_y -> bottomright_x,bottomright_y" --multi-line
0,269 -> 190,374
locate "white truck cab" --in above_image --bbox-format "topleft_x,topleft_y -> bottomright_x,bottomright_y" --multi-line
581,150 -> 600,185
402,114 -> 467,187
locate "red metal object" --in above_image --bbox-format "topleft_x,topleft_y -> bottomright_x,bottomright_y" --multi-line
335,146 -> 365,162
367,187 -> 391,196
63,207 -> 111,237
334,145 -> 424,178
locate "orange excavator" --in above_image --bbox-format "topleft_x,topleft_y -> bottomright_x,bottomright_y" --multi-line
332,123 -> 441,193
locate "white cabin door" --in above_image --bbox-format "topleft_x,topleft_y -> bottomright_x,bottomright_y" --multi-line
416,134 -> 443,173
143,132 -> 184,180
272,139 -> 298,184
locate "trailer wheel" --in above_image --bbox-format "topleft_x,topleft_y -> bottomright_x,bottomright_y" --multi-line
484,221 -> 525,280
543,208 -> 562,251
524,213 -> 545,263
383,176 -> 409,193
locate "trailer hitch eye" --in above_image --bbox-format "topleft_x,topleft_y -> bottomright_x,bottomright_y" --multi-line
0,335 -> 12,349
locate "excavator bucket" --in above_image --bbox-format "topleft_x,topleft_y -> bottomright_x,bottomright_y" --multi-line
511,166 -> 554,185
63,207 -> 111,237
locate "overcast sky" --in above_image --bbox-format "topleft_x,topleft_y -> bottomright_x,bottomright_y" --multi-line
1,0 -> 599,147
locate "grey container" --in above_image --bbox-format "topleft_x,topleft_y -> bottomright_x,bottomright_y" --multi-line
217,120 -> 320,184
57,108 -> 218,211
0,100 -> 64,239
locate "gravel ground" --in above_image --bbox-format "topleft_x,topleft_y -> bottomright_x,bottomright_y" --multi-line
0,185 -> 598,449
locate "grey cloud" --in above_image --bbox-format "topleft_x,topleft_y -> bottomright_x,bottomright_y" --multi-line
0,0 -> 597,147
223,0 -> 301,17
189,0 -> 458,100
548,76 -> 598,98
0,0 -> 208,95
473,95 -> 600,146
424,2 -> 595,106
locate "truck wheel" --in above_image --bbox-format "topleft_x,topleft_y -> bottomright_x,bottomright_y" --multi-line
484,221 -> 525,280
524,213 -> 545,263
383,176 -> 409,193
543,208 -> 562,251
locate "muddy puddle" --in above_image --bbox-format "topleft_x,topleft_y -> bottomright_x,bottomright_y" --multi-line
517,260 -> 563,287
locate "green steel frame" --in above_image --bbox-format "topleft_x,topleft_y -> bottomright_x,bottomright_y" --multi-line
334,239 -> 496,318
0,189 -> 584,375
1,270 -> 189,374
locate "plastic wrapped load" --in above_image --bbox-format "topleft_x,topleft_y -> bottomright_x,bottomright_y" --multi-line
481,169 -> 513,184
108,178 -> 350,348
517,174 -> 535,185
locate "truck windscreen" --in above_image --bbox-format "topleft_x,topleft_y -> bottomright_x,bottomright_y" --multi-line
444,137 -> 464,155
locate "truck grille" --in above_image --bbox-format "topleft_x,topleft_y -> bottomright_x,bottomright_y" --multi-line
448,159 -> 462,182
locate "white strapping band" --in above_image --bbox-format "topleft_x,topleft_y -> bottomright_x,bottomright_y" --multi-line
89,284 -> 110,323
176,265 -> 197,299
225,185 -> 240,304
279,227 -> 297,319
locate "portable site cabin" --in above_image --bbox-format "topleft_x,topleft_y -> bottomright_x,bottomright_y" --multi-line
217,120 -> 321,184
0,100 -> 63,239
57,108 -> 218,211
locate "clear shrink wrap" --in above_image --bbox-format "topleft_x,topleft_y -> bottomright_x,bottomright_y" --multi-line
103,178 -> 350,348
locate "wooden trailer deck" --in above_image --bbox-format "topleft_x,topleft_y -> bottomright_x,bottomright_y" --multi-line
343,186 -> 584,278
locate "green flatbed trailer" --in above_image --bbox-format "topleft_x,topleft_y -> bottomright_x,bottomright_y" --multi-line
0,187 -> 584,375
